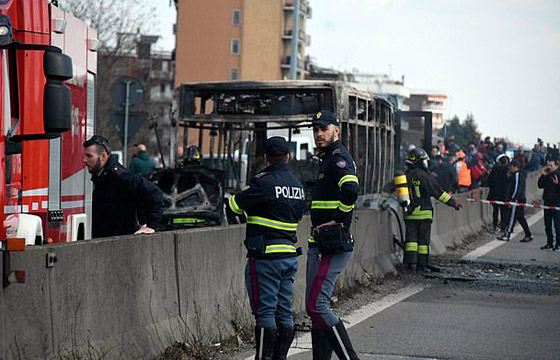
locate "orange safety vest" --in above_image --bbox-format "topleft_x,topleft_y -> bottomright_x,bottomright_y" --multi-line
455,160 -> 472,187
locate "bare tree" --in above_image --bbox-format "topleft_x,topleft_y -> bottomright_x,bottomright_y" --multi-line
59,0 -> 158,151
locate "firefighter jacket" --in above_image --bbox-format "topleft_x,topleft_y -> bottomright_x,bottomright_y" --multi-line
455,160 -> 472,187
404,167 -> 459,221
507,170 -> 527,203
227,163 -> 305,256
91,155 -> 164,238
310,140 -> 360,228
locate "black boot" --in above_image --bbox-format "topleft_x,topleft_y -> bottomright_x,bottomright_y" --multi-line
311,325 -> 333,360
272,325 -> 294,360
326,321 -> 360,360
255,327 -> 278,360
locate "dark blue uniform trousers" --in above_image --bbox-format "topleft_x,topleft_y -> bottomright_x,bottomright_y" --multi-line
245,256 -> 298,328
305,247 -> 353,329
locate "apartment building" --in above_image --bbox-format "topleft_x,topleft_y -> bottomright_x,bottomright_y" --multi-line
174,0 -> 312,84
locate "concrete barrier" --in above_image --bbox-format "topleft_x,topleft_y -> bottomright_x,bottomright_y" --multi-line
0,209 -> 394,359
0,172 -> 541,359
431,171 -> 542,254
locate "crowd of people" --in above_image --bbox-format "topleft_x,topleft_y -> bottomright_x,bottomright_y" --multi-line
425,135 -> 557,194
423,135 -> 560,250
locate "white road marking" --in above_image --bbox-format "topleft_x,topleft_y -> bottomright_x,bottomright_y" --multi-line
461,212 -> 544,261
241,284 -> 426,359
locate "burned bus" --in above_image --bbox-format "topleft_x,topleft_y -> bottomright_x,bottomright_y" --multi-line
156,81 -> 396,227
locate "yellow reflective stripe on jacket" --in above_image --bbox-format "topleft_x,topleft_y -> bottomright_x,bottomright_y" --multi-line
307,236 -> 316,243
438,192 -> 451,204
311,200 -> 340,209
404,206 -> 433,220
394,174 -> 407,185
247,216 -> 298,231
338,202 -> 354,213
405,242 -> 418,252
396,187 -> 409,195
229,196 -> 244,215
265,244 -> 297,254
418,245 -> 429,255
338,175 -> 359,189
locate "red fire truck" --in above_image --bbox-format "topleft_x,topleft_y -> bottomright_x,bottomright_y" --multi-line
0,0 -> 96,245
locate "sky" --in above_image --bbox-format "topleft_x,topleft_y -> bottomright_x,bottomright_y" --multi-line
153,0 -> 560,146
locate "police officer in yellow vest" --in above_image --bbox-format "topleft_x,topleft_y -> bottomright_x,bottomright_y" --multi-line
402,148 -> 462,271
227,137 -> 305,360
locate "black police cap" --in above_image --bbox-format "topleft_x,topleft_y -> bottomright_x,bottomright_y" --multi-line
265,136 -> 289,156
312,110 -> 340,127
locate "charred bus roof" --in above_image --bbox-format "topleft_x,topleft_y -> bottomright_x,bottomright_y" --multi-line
177,80 -> 388,126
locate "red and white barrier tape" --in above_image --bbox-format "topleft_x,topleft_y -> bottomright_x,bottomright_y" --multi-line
466,198 -> 560,211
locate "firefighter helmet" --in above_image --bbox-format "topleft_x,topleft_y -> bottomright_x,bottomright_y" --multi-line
405,148 -> 429,169
184,145 -> 202,165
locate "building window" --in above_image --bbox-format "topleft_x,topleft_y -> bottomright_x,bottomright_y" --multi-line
230,68 -> 239,80
231,38 -> 240,55
233,10 -> 241,26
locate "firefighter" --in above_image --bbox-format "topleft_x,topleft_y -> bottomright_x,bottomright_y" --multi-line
226,136 -> 305,360
402,148 -> 462,272
183,145 -> 202,166
307,110 -> 361,360
83,135 -> 164,238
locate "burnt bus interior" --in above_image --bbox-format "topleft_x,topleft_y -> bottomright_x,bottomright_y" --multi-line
174,81 -> 396,213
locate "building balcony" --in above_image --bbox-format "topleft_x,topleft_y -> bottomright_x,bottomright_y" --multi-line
283,0 -> 311,17
281,56 -> 306,71
149,70 -> 174,81
422,103 -> 447,113
282,29 -> 310,46
149,92 -> 174,103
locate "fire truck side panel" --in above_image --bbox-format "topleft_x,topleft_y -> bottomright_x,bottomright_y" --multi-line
48,7 -> 92,242
9,0 -> 49,34
0,50 -> 6,239
12,3 -> 50,228
0,1 -> 95,243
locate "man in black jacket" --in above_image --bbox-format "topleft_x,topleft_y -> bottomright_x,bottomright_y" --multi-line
498,160 -> 533,242
83,136 -> 164,238
487,154 -> 510,232
538,159 -> 560,250
434,155 -> 458,193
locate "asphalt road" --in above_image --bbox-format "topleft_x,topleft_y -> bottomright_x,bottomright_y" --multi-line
288,215 -> 560,360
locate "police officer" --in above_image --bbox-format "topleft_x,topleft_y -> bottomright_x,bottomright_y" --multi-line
402,148 -> 461,272
226,137 -> 305,360
307,110 -> 361,360
83,135 -> 164,238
